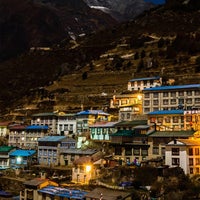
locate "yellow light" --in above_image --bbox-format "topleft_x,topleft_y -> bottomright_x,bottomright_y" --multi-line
86,165 -> 91,172
137,95 -> 142,101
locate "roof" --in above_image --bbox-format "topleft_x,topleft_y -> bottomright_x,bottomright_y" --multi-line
168,138 -> 200,146
9,149 -> 36,157
38,186 -> 87,199
26,125 -> 48,130
32,112 -> 57,117
148,110 -> 184,115
115,120 -> 147,127
89,121 -> 118,128
23,178 -> 49,186
85,187 -> 131,200
0,121 -> 11,126
38,136 -> 66,142
76,110 -> 110,116
148,130 -> 194,137
73,151 -> 103,165
143,84 -> 200,91
0,146 -> 14,153
61,148 -> 97,155
129,76 -> 160,82
8,124 -> 26,130
134,125 -> 150,129
111,130 -> 134,137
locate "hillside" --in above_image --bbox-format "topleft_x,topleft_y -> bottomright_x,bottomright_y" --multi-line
1,0 -> 200,118
0,0 -> 117,60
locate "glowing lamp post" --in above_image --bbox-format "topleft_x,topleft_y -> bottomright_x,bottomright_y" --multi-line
85,164 -> 92,184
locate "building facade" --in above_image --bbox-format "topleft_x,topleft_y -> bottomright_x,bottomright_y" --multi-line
76,110 -> 110,134
165,138 -> 200,175
127,76 -> 162,91
57,113 -> 77,136
31,113 -> 57,134
142,84 -> 200,114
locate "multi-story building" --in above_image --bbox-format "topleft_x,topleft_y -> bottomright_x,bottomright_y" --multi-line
0,121 -> 10,137
0,146 -> 15,169
110,93 -> 142,108
148,130 -> 194,161
25,125 -> 49,149
165,138 -> 200,175
76,110 -> 110,134
127,76 -> 162,91
37,136 -> 69,166
8,124 -> 26,148
31,112 -> 57,134
9,149 -> 37,169
143,84 -> 200,114
72,151 -> 103,184
147,110 -> 193,131
8,124 -> 48,149
57,113 -> 77,136
89,122 -> 117,142
109,120 -> 152,165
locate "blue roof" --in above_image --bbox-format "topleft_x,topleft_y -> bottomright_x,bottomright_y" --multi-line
26,125 -> 48,130
76,110 -> 109,116
9,150 -> 36,157
148,110 -> 184,115
129,76 -> 160,82
38,186 -> 87,199
38,136 -> 66,142
144,84 -> 200,91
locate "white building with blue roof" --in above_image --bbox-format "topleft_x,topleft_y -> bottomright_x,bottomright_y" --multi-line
127,76 -> 162,91
143,84 -> 200,114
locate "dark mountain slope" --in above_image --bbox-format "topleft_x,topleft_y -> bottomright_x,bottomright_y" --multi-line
0,0 -> 117,60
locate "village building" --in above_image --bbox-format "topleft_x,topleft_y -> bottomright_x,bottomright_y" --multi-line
76,110 -> 110,134
37,136 -> 71,166
31,112 -> 57,134
165,138 -> 200,175
57,112 -> 77,136
0,121 -> 10,137
127,76 -> 162,91
142,84 -> 200,114
8,124 -> 48,149
9,149 -> 37,169
72,151 -> 103,184
89,121 -> 118,142
20,178 -> 58,200
0,146 -> 15,169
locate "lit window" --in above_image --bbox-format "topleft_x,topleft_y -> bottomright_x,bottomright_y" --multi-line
172,158 -> 179,165
172,148 -> 179,155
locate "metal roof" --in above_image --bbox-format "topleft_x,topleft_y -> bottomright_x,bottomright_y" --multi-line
9,149 -> 36,157
38,186 -> 87,199
111,130 -> 134,137
38,136 -> 66,142
0,146 -> 14,152
32,112 -> 57,117
148,110 -> 184,115
148,130 -> 194,137
26,125 -> 48,130
76,110 -> 110,116
129,76 -> 160,82
115,120 -> 147,126
143,84 -> 200,91
89,122 -> 118,128
60,148 -> 97,155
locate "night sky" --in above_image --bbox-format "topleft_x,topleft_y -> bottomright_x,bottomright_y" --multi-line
144,0 -> 166,4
